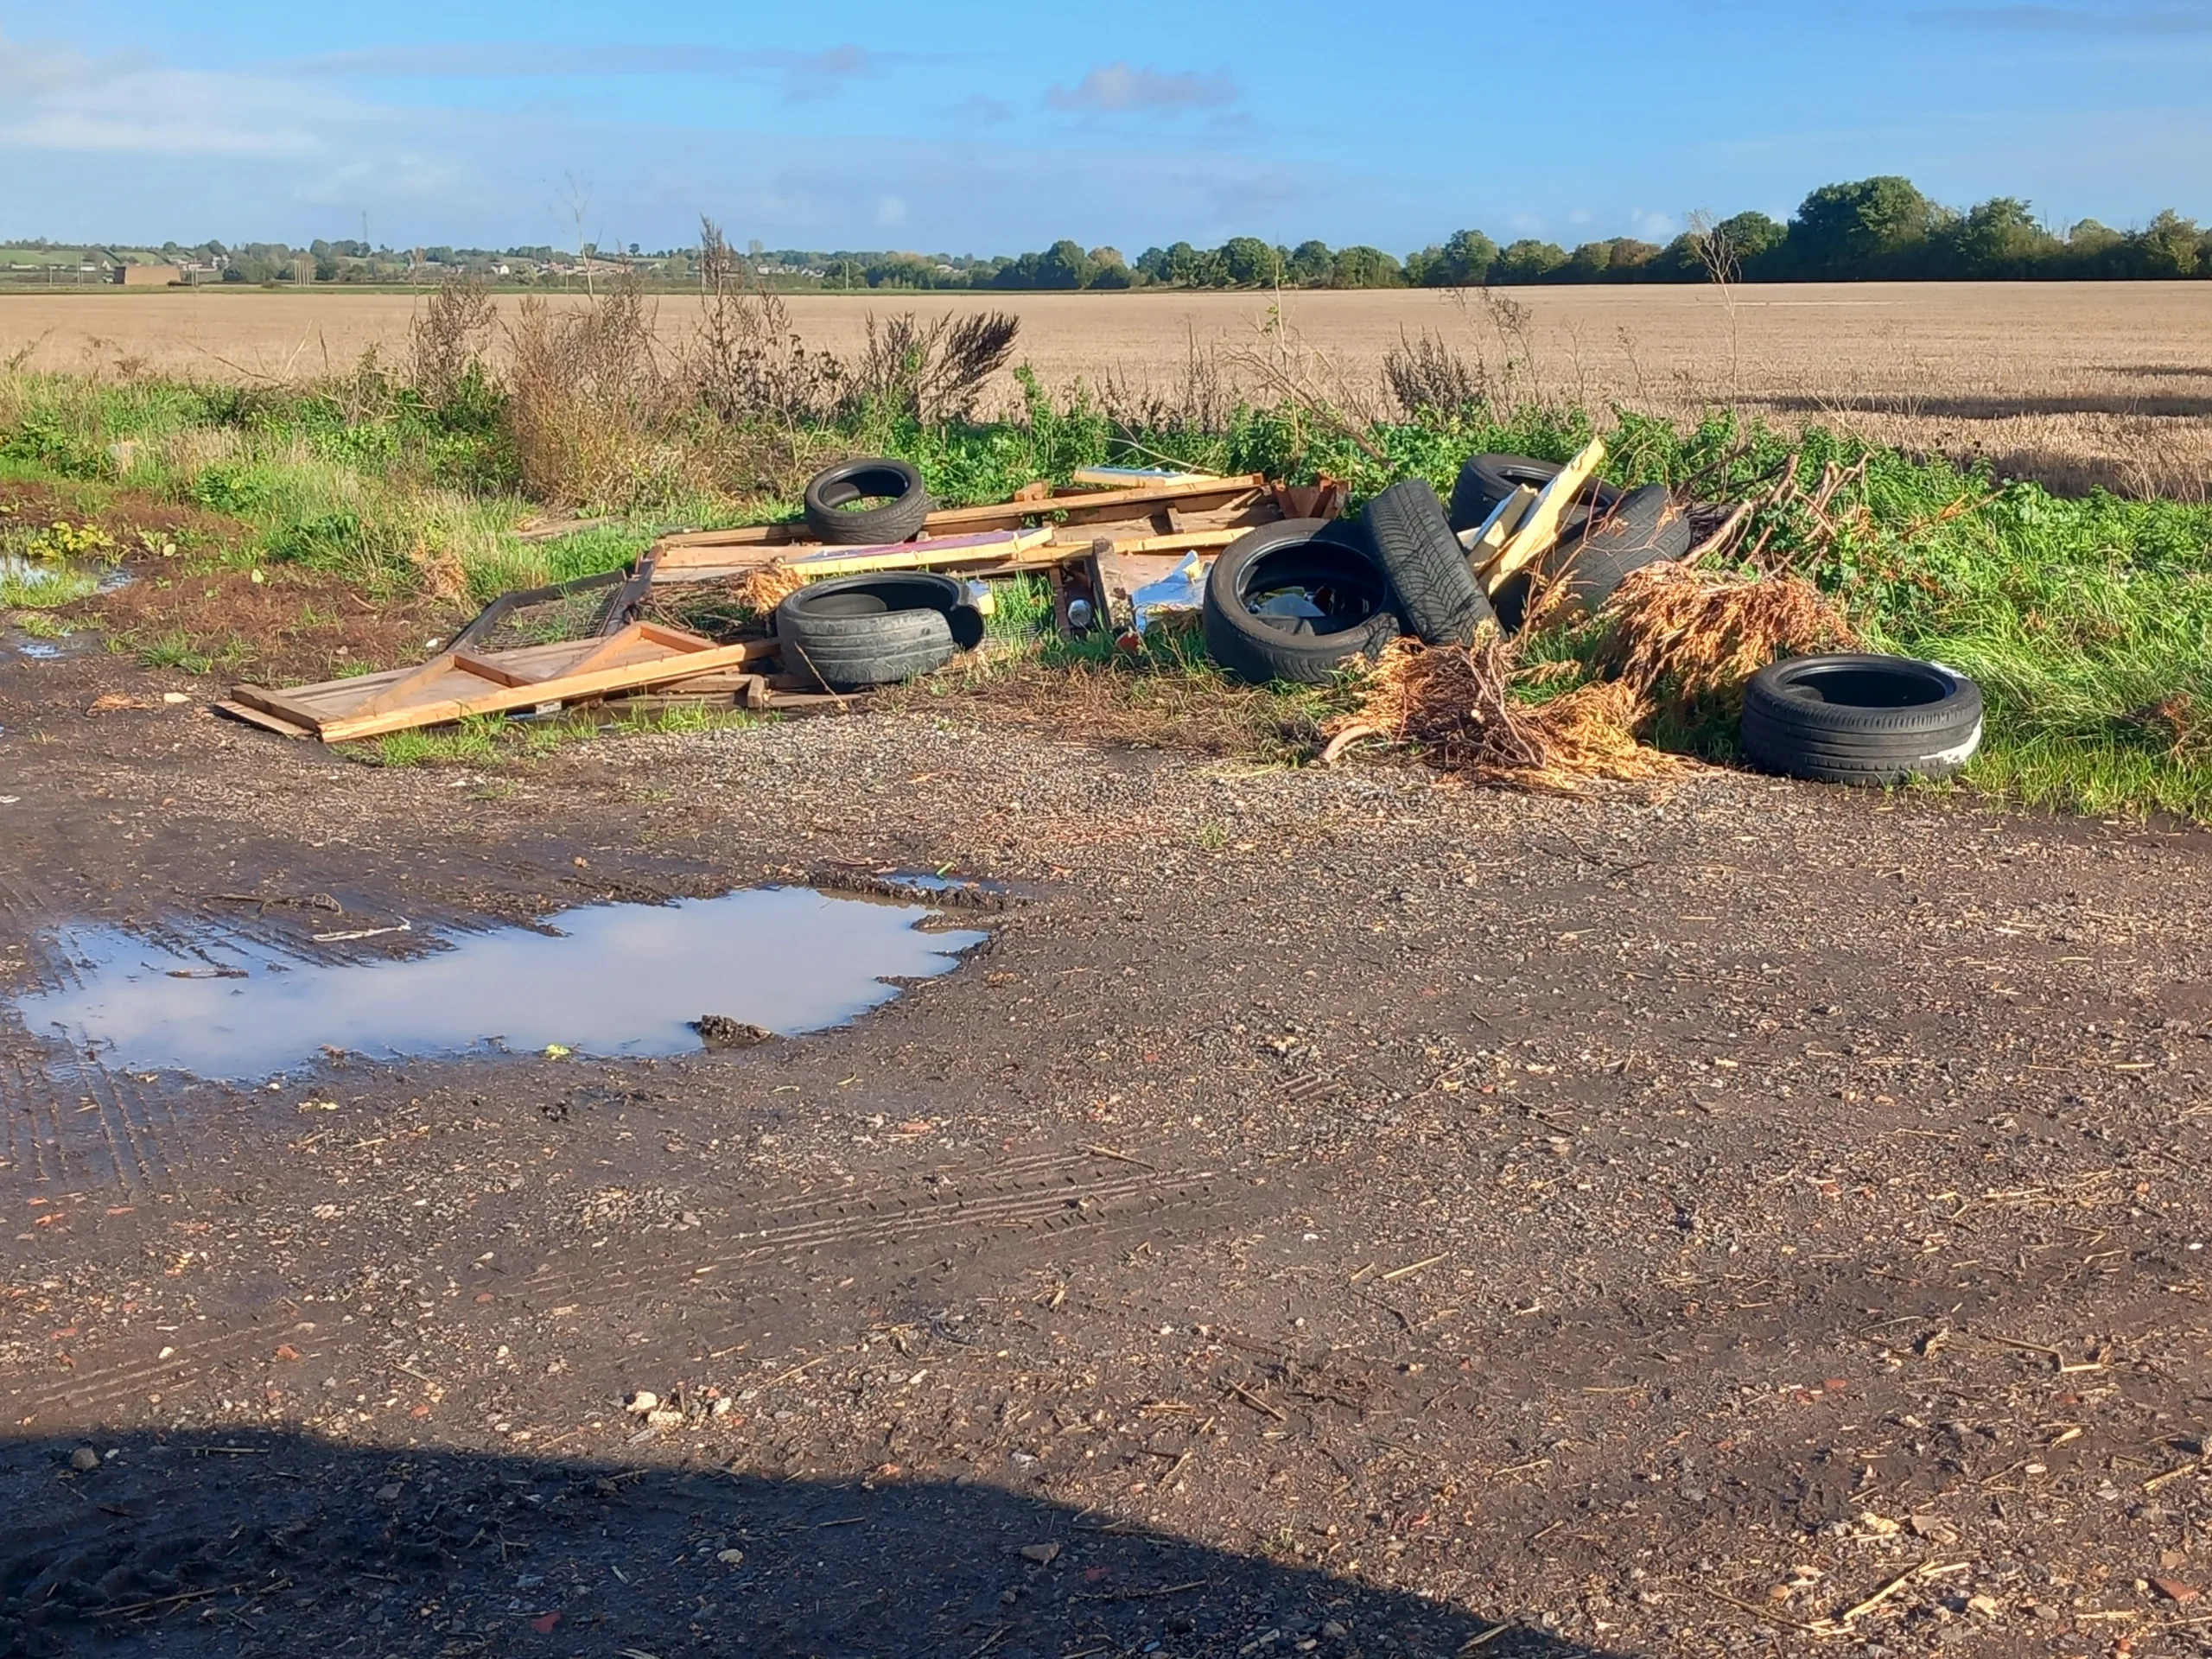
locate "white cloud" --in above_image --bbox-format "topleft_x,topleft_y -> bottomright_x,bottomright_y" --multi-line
281,41 -> 894,103
1630,207 -> 1677,240
1046,62 -> 1238,114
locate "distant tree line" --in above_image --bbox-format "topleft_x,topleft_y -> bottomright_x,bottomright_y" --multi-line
24,175 -> 2211,292
775,177 -> 2212,291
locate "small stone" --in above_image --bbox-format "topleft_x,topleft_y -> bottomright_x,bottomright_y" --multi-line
625,1390 -> 659,1414
68,1446 -> 99,1472
2151,1578 -> 2202,1604
645,1408 -> 684,1429
1319,1624 -> 1348,1641
161,691 -> 191,705
1967,1595 -> 1999,1618
1018,1542 -> 1060,1564
716,1548 -> 745,1566
375,1482 -> 402,1502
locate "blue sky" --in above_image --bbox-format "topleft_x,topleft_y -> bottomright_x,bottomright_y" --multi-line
3,0 -> 2208,253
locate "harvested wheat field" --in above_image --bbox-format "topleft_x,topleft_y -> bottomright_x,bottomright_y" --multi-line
3,282 -> 2209,495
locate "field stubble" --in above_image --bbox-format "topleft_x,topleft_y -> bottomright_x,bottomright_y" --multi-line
3,281 -> 2208,498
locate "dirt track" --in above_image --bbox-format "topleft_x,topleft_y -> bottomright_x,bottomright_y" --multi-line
5,639 -> 2212,1657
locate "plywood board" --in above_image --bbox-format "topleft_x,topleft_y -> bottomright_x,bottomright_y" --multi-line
232,626 -> 780,743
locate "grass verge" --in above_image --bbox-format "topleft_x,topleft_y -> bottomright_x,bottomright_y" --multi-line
2,358 -> 2207,819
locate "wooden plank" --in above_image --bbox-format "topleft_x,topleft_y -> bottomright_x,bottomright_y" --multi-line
349,652 -> 467,715
1461,485 -> 1536,563
213,698 -> 314,740
448,651 -> 543,689
657,522 -> 803,551
1072,465 -> 1218,487
651,550 -> 788,579
310,639 -> 768,743
230,683 -> 342,729
537,622 -> 696,683
652,639 -> 782,679
1115,527 -> 1241,556
1482,438 -> 1608,591
782,529 -> 1052,578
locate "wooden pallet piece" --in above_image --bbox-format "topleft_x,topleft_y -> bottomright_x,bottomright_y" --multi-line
232,626 -> 778,744
1480,439 -> 1608,591
655,474 -> 1268,554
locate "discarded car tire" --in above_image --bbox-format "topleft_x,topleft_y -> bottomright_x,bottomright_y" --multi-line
1446,453 -> 1621,536
1739,654 -> 1985,785
1201,518 -> 1401,685
774,572 -> 967,690
1536,483 -> 1694,617
802,457 -> 932,545
1359,478 -> 1495,645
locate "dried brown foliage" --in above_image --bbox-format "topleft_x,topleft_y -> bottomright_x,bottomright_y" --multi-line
691,219 -> 844,429
504,276 -> 697,510
1333,561 -> 1855,787
1593,562 -> 1857,713
846,311 -> 1020,423
1097,327 -> 1236,441
1382,327 -> 1487,417
1338,633 -> 1676,791
409,272 -> 497,406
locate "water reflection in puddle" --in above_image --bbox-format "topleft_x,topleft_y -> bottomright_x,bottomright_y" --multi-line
13,888 -> 985,1080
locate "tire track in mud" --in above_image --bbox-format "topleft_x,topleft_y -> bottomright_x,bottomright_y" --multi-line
516,1152 -> 1235,1307
12,1147 -> 1263,1424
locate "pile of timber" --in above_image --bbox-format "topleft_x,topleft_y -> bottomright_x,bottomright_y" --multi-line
225,467 -> 1343,743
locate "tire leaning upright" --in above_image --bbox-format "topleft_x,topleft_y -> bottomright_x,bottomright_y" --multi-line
1359,478 -> 1495,645
1200,519 -> 1401,685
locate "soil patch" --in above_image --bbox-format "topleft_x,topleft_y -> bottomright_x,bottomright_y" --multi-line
80,563 -> 459,682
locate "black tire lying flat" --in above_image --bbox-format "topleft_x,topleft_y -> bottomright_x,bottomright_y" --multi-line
1739,654 -> 1984,785
1359,478 -> 1494,644
1538,483 -> 1693,616
774,572 -> 976,690
1202,519 -> 1400,685
1446,453 -> 1622,536
802,457 -> 932,545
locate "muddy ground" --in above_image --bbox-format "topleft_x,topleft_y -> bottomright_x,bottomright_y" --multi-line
5,639 -> 2212,1659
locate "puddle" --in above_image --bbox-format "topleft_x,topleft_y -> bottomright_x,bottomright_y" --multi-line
2,555 -> 123,658
11,888 -> 986,1080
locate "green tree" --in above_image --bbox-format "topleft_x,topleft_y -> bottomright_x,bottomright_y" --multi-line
1219,236 -> 1283,286
1086,246 -> 1131,289
1493,239 -> 1568,283
1789,176 -> 1939,275
1328,245 -> 1402,288
1423,228 -> 1498,288
1716,211 -> 1786,268
1286,239 -> 1334,285
1948,197 -> 2057,276
2139,210 -> 2202,278
1037,239 -> 1094,289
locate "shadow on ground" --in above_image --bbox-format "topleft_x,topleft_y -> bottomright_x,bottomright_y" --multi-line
0,1429 -> 1625,1659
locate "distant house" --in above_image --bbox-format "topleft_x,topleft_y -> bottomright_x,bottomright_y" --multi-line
116,264 -> 183,288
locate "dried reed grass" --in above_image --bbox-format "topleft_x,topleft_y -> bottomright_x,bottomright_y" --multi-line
1594,562 -> 1857,711
1336,560 -> 1856,786
1338,633 -> 1676,791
